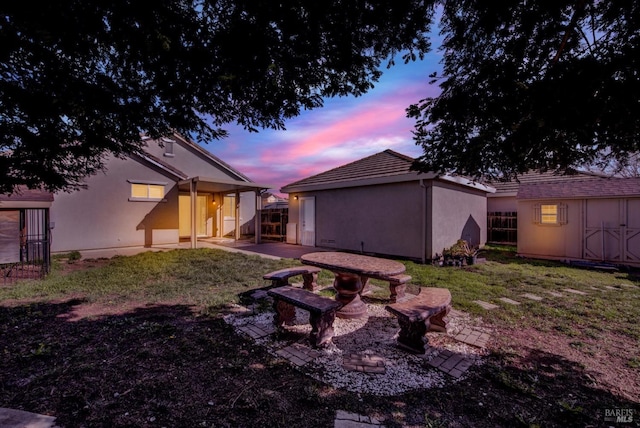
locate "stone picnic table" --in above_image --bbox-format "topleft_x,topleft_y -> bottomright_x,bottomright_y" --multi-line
300,251 -> 406,319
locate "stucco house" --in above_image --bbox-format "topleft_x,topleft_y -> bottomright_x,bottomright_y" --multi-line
280,149 -> 495,263
516,177 -> 640,268
50,133 -> 271,252
486,170 -> 604,244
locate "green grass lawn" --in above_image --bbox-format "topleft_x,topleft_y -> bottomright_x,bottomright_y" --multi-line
3,245 -> 638,344
1,246 -> 638,427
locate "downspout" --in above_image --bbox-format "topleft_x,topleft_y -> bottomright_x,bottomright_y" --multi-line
420,179 -> 427,264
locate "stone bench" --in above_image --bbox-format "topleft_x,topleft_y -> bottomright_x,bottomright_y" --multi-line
385,287 -> 452,354
360,273 -> 412,303
267,286 -> 343,348
263,266 -> 322,291
387,274 -> 411,303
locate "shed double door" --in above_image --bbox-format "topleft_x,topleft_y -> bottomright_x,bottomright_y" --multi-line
583,199 -> 640,264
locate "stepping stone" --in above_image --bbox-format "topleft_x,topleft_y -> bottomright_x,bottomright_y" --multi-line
276,343 -> 320,366
0,408 -> 59,428
335,410 -> 384,427
548,291 -> 564,298
342,353 -> 386,374
604,286 -> 618,290
498,297 -> 521,305
473,300 -> 498,310
453,327 -> 490,348
620,284 -> 639,289
428,351 -> 475,378
564,288 -> 588,295
238,323 -> 275,339
521,293 -> 543,301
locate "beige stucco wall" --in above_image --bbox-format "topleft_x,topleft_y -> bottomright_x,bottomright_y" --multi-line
287,179 -> 490,261
289,182 -> 426,259
516,199 -> 583,259
144,139 -> 244,180
430,181 -> 488,256
51,155 -> 179,252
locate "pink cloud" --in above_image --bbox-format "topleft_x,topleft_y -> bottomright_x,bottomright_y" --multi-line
212,63 -> 442,193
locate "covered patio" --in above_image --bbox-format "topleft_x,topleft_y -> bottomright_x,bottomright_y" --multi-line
177,176 -> 272,249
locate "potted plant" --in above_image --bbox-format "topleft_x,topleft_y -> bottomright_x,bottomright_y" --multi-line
448,239 -> 479,266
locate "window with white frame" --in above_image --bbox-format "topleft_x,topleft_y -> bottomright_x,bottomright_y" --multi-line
129,181 -> 166,201
533,203 -> 567,225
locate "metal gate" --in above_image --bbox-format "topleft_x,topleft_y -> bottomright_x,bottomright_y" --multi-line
1,208 -> 50,284
583,199 -> 639,265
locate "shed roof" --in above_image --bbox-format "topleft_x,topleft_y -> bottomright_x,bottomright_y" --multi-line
489,170 -> 604,195
282,149 -> 415,190
517,177 -> 640,200
281,149 -> 494,193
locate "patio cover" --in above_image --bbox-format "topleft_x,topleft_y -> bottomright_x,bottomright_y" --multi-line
177,177 -> 273,248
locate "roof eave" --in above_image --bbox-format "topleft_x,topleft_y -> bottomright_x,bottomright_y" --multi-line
179,176 -> 273,194
438,175 -> 496,193
281,172 -> 438,193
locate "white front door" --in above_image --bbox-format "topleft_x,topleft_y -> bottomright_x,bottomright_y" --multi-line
299,197 -> 315,247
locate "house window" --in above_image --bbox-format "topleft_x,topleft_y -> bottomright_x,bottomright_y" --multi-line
533,203 -> 567,225
223,195 -> 235,218
129,182 -> 166,201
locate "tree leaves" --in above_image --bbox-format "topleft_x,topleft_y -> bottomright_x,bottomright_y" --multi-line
409,0 -> 640,180
0,0 -> 435,193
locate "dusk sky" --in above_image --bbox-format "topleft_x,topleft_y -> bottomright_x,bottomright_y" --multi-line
200,45 -> 444,196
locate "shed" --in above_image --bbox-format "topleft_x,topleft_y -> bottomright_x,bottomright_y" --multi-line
0,187 -> 53,281
281,150 -> 495,263
516,177 -> 640,267
486,170 -> 603,244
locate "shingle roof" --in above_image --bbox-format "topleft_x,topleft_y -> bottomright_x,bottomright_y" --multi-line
489,170 -> 604,195
0,186 -> 54,201
517,177 -> 640,199
281,149 -> 415,190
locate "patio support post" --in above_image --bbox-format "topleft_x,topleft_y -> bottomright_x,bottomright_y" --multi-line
190,178 -> 197,249
254,191 -> 262,244
234,190 -> 240,240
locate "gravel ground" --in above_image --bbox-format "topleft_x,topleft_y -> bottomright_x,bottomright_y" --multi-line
225,300 -> 489,396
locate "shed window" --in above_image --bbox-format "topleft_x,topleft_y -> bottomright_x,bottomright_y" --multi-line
130,183 -> 165,201
533,203 -> 567,225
